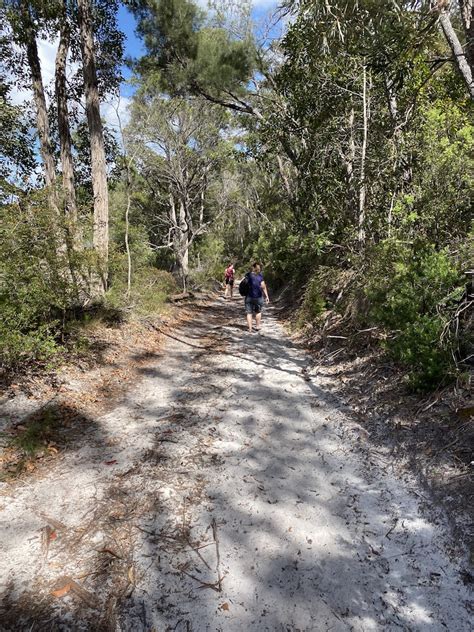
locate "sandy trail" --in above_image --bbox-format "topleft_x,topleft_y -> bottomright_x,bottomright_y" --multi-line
0,298 -> 472,631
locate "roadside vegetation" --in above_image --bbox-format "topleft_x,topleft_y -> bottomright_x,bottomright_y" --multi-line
0,0 -> 472,393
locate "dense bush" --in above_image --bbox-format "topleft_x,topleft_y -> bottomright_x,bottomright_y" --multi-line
0,194 -> 86,367
105,261 -> 177,315
296,267 -> 351,327
364,241 -> 466,390
188,234 -> 226,288
0,191 -> 177,370
296,241 -> 468,391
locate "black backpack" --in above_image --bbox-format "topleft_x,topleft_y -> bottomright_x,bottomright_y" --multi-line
238,273 -> 250,297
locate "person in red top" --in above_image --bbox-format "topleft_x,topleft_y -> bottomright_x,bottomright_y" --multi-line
224,262 -> 236,299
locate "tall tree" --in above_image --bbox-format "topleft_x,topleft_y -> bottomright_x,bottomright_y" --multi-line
458,0 -> 474,71
434,1 -> 474,99
55,0 -> 78,232
77,0 -> 109,289
127,89 -> 230,287
12,1 -> 58,206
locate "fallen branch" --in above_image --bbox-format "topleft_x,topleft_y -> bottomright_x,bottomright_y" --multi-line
180,568 -> 221,592
385,518 -> 398,539
97,547 -> 123,559
211,517 -> 223,592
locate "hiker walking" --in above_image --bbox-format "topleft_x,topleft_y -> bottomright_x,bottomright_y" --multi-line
224,263 -> 236,299
242,262 -> 270,332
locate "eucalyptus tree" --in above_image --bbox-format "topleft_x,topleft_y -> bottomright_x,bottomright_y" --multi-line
5,0 -> 125,296
127,0 -> 303,179
127,85 -> 232,288
77,0 -> 109,288
433,0 -> 474,99
272,0 -> 474,250
1,1 -> 58,208
0,81 -> 35,201
55,0 -> 78,232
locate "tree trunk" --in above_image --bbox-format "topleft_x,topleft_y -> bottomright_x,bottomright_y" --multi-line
277,154 -> 292,197
55,10 -> 78,230
20,1 -> 56,198
125,167 -> 132,297
358,65 -> 368,244
169,195 -> 189,289
178,200 -> 189,289
343,107 -> 356,218
459,0 -> 474,73
437,6 -> 474,99
77,0 -> 109,290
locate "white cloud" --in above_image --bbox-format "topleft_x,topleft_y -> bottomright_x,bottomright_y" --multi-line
252,0 -> 279,6
37,38 -> 58,87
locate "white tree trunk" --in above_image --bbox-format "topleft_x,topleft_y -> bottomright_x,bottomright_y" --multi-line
358,65 -> 368,244
342,107 -> 357,218
55,12 -> 78,231
438,6 -> 474,99
21,2 -> 56,201
178,200 -> 190,288
458,0 -> 474,74
77,0 -> 110,291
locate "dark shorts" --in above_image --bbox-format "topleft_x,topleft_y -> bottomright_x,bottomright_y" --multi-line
245,296 -> 264,314
225,278 -> 234,286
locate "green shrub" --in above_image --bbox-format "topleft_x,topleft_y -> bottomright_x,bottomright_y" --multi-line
0,193 -> 88,368
297,270 -> 332,327
388,316 -> 450,390
105,261 -> 177,316
364,240 -> 465,390
0,324 -> 59,368
189,234 -> 226,288
252,218 -> 331,288
299,276 -> 326,323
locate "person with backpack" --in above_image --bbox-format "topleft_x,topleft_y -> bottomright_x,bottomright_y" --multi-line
239,262 -> 270,332
224,262 -> 235,299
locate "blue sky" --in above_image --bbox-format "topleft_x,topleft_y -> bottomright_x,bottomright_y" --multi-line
10,1 -> 280,139
117,4 -> 145,94
117,1 -> 280,81
114,1 -> 280,122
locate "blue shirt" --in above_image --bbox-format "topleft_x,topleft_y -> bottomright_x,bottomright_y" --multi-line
248,272 -> 264,298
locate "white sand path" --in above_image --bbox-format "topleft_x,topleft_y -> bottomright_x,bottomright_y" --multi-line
1,298 -> 472,631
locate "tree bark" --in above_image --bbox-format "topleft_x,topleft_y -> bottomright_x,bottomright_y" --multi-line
77,0 -> 109,290
55,8 -> 78,230
459,0 -> 474,73
116,104 -> 133,297
277,154 -> 292,197
178,199 -> 189,289
437,5 -> 474,99
358,65 -> 368,245
343,107 -> 356,217
20,1 -> 57,198
124,165 -> 132,297
170,195 -> 189,289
